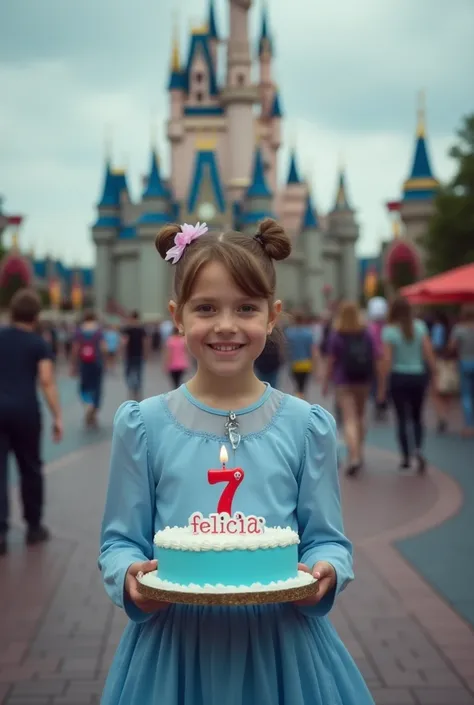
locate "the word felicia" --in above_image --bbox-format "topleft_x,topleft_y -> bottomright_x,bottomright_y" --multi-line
189,512 -> 266,535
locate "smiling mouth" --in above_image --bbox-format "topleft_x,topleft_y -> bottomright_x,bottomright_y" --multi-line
207,343 -> 245,352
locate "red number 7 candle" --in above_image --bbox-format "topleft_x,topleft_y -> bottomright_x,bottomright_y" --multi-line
208,445 -> 244,515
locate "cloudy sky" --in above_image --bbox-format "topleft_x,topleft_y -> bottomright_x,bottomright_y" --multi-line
1,0 -> 472,265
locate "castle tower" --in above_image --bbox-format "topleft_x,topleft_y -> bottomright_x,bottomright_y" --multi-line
399,93 -> 438,253
92,159 -> 121,313
327,167 -> 359,300
282,150 -> 307,237
221,0 -> 259,202
257,5 -> 281,195
207,0 -> 220,67
300,187 -> 324,312
258,3 -> 274,117
137,150 -> 171,316
241,146 -> 273,234
167,21 -> 186,200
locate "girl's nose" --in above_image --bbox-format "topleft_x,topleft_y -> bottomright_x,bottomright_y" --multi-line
214,313 -> 237,333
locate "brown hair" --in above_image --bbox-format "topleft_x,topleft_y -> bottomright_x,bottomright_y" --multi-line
10,288 -> 41,324
333,300 -> 363,334
388,296 -> 413,340
81,309 -> 98,323
155,218 -> 291,311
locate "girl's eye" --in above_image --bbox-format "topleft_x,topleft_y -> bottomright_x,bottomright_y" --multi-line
239,304 -> 258,313
195,304 -> 215,313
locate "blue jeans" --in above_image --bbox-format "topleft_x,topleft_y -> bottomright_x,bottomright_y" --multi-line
125,358 -> 143,393
460,360 -> 474,427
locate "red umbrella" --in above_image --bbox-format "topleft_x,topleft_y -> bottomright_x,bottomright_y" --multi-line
400,263 -> 474,304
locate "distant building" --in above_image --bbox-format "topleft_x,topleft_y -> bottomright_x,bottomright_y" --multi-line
91,0 -> 360,317
383,94 -> 439,282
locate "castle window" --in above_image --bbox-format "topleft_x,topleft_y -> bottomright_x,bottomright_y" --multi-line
237,73 -> 245,86
196,92 -> 203,103
194,72 -> 204,84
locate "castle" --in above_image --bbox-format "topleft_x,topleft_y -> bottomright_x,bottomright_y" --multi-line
91,0 -> 360,318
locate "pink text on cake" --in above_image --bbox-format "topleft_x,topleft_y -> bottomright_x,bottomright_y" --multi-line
189,512 -> 266,535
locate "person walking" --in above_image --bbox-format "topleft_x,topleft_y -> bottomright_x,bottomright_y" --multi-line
254,332 -> 283,388
450,304 -> 474,437
380,297 -> 437,472
70,310 -> 106,428
285,313 -> 318,400
322,301 -> 375,476
0,289 -> 63,556
163,327 -> 190,389
122,311 -> 149,401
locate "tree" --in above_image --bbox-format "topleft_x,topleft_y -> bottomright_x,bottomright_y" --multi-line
425,114 -> 474,275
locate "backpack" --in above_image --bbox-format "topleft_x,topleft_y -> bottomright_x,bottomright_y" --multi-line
340,331 -> 374,382
78,331 -> 100,364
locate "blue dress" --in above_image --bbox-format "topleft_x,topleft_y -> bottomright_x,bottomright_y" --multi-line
99,385 -> 374,704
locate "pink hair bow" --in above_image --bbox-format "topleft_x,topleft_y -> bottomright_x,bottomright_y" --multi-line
165,222 -> 209,264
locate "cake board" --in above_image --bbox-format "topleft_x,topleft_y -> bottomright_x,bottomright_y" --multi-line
137,570 -> 319,606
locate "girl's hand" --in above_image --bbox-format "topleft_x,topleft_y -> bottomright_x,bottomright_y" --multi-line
294,561 -> 337,606
125,559 -> 169,614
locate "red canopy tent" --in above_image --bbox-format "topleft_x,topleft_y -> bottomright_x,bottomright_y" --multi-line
400,263 -> 474,304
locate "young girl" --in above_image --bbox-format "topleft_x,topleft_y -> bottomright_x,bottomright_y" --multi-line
99,219 -> 374,705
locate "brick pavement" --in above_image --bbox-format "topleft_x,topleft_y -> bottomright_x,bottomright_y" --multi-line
1,365 -> 473,705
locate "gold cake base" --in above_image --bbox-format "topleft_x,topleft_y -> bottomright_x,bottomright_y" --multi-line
137,573 -> 319,607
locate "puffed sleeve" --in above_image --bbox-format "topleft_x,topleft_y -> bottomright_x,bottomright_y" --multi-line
296,405 -> 354,617
98,401 -> 156,623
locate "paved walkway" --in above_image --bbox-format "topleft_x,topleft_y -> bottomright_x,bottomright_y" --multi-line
1,363 -> 474,705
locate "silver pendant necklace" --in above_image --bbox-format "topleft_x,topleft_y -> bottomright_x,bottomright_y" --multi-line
225,411 -> 241,450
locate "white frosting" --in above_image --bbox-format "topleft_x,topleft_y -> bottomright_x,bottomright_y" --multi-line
139,570 -> 316,594
154,525 -> 299,551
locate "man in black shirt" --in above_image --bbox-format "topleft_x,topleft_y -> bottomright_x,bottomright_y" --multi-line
121,311 -> 149,401
0,289 -> 63,555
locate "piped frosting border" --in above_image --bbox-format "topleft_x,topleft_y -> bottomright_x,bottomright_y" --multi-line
154,526 -> 299,551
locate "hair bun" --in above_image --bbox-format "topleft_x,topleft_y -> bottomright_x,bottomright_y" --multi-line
155,224 -> 181,260
256,219 -> 292,261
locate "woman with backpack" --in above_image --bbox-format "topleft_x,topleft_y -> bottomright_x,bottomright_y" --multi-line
322,301 -> 375,477
70,310 -> 107,428
379,297 -> 437,472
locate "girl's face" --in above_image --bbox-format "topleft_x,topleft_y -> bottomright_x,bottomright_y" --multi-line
171,261 -> 280,378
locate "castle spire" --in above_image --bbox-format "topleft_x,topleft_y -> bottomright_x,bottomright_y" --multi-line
247,146 -> 272,199
333,168 -> 351,211
208,0 -> 219,39
403,91 -> 438,200
168,13 -> 185,91
143,149 -> 168,199
287,150 -> 301,184
259,1 -> 272,57
416,89 -> 426,137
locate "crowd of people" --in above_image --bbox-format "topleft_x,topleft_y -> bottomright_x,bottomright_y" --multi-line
1,215 -> 474,704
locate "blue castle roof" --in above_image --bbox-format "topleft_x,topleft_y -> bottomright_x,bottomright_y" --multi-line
142,151 -> 168,199
184,33 -> 219,97
97,164 -> 129,209
259,5 -> 272,57
187,149 -> 226,213
332,169 -> 351,211
403,127 -> 438,201
246,147 -> 272,199
287,151 -> 301,184
168,70 -> 185,91
302,191 -> 319,229
98,162 -> 118,207
208,0 -> 219,39
271,92 -> 282,118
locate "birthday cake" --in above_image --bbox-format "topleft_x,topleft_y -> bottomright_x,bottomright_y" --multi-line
138,446 -> 317,601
